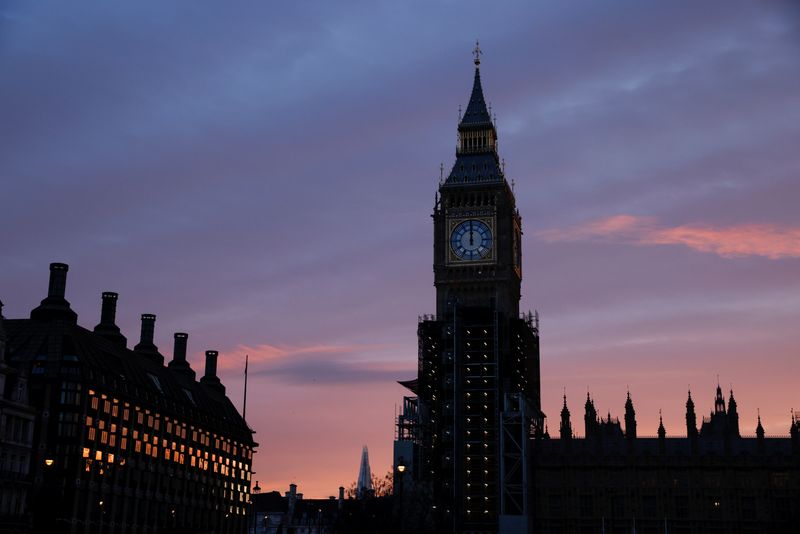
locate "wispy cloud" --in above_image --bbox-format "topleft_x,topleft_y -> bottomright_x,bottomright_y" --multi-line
536,215 -> 800,259
216,342 -> 411,385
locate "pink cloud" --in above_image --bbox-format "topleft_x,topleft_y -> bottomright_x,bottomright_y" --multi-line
216,342 -> 395,370
536,215 -> 800,259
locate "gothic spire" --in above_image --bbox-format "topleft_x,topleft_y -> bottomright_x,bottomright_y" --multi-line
658,411 -> 666,439
460,41 -> 492,127
714,381 -> 726,414
756,410 -> 765,439
686,389 -> 698,438
560,392 -> 572,440
624,390 -> 637,439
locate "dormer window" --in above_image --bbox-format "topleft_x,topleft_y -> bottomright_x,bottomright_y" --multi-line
148,373 -> 164,394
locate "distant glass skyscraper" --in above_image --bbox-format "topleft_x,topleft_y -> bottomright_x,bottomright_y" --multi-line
357,444 -> 373,498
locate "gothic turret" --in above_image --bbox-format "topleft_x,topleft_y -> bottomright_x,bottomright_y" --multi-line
756,410 -> 765,453
658,411 -> 666,454
714,382 -> 726,414
727,389 -> 740,438
686,390 -> 697,437
624,391 -> 637,440
560,394 -> 572,440
584,393 -> 598,438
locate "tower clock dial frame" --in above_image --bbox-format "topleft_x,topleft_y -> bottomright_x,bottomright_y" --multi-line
446,215 -> 496,264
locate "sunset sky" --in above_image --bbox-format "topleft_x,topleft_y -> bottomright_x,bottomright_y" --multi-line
2,1 -> 799,497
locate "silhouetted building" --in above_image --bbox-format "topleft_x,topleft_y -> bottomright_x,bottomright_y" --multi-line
3,263 -> 257,533
0,301 -> 36,533
395,47 -> 799,533
397,43 -> 542,533
533,389 -> 800,533
250,483 -> 396,534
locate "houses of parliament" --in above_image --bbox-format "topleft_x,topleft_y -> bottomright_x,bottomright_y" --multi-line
393,46 -> 799,534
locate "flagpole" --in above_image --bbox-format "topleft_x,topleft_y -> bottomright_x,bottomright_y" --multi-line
243,354 -> 249,422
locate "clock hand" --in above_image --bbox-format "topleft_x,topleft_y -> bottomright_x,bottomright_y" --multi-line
469,221 -> 474,246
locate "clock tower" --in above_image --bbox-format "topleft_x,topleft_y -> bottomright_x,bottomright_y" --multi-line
415,45 -> 541,533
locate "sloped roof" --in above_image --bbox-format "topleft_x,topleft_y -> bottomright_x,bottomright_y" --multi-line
5,317 -> 254,445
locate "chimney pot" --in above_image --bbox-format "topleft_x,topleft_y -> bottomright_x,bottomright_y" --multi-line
173,333 -> 188,362
200,350 -> 224,393
139,314 -> 156,345
204,350 -> 219,378
47,263 -> 69,299
100,292 -> 119,325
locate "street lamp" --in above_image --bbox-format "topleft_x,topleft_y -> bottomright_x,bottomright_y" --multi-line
252,480 -> 261,533
44,458 -> 55,467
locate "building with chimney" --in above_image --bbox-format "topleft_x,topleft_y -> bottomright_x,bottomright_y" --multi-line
2,263 -> 257,534
394,47 -> 799,533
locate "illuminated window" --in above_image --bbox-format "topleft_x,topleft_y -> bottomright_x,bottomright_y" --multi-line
111,405 -> 118,417
121,438 -> 127,450
152,446 -> 158,458
107,453 -> 114,463
165,450 -> 171,461
123,409 -> 129,421
145,443 -> 151,455
101,431 -> 108,444
191,456 -> 196,467
86,416 -> 93,426
82,448 -> 90,458
95,451 -> 102,461
88,428 -> 96,441
91,397 -> 99,410
135,441 -> 142,453
103,400 -> 110,413
110,435 -> 116,447
137,412 -> 143,425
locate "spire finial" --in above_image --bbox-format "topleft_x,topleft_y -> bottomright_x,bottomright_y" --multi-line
473,40 -> 482,66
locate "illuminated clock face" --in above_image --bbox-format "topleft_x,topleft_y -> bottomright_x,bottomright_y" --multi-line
450,220 -> 493,260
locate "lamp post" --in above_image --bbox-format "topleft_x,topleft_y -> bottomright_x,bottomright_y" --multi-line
252,480 -> 261,533
396,458 -> 406,532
